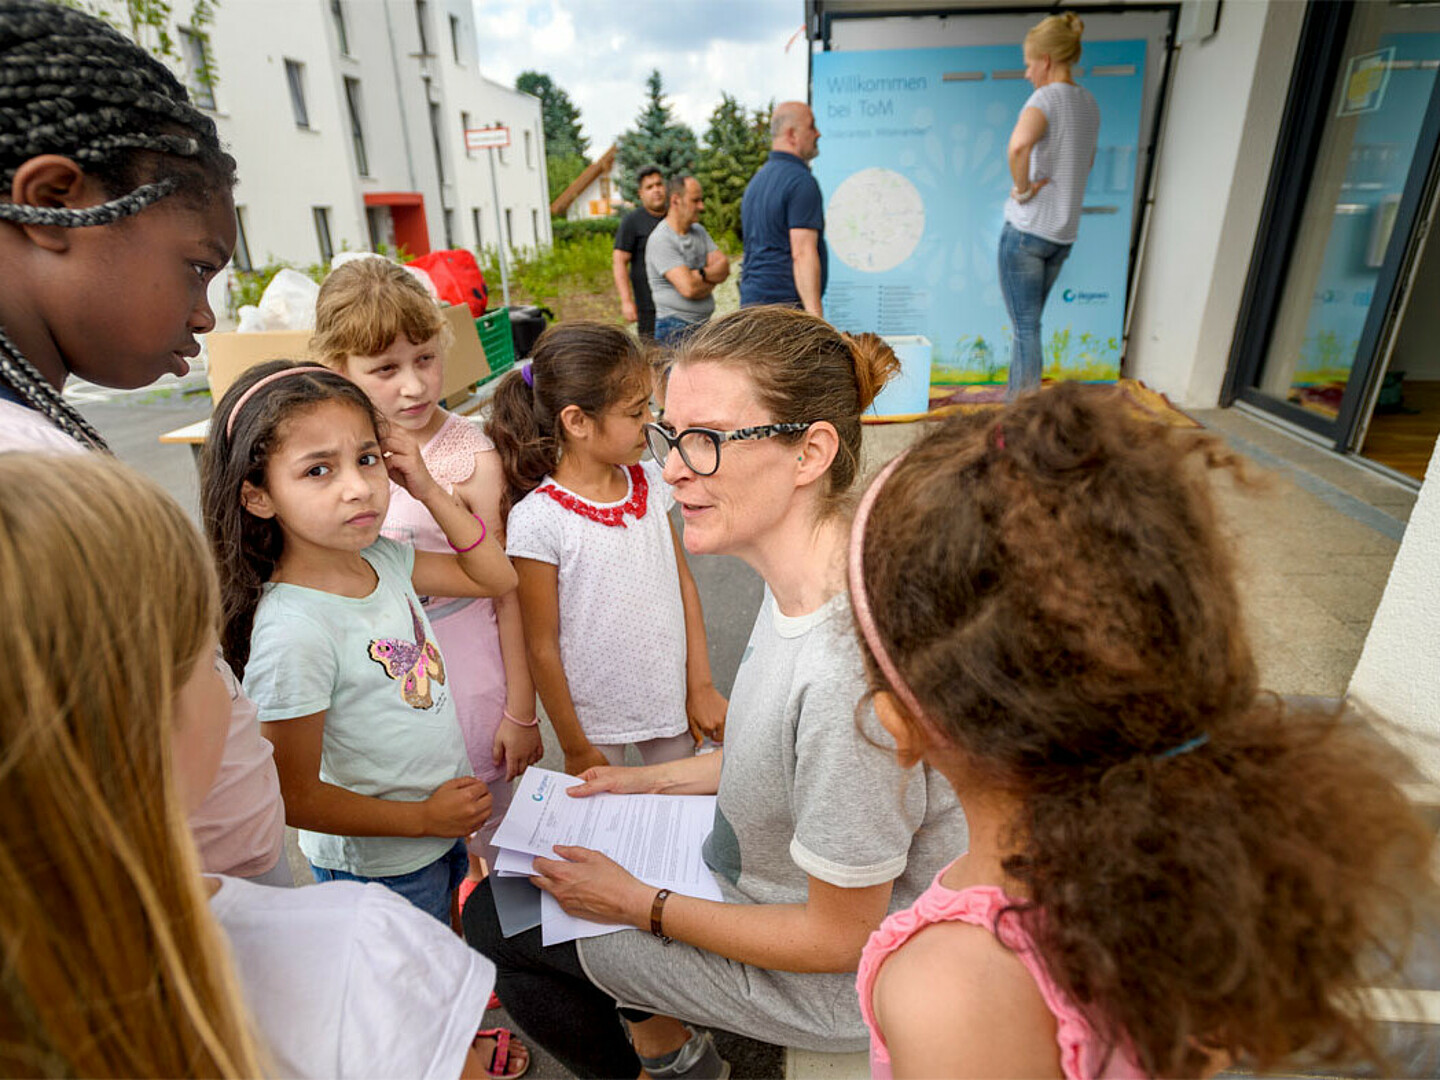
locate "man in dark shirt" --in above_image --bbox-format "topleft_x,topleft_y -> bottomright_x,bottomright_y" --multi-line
739,102 -> 826,316
612,165 -> 668,339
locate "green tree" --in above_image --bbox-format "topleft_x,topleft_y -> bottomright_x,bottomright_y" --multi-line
615,70 -> 699,203
695,93 -> 771,243
516,70 -> 589,160
546,153 -> 588,204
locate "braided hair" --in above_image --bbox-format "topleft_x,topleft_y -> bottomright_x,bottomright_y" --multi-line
0,0 -> 237,450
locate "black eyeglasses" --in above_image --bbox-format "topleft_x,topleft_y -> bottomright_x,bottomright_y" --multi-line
643,421 -> 818,477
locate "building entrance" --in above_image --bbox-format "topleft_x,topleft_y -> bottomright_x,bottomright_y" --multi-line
1226,0 -> 1440,483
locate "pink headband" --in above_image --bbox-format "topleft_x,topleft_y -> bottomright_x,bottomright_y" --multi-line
848,452 -> 930,725
224,366 -> 332,439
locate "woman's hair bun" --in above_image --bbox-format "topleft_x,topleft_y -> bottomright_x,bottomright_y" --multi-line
1064,11 -> 1085,36
845,332 -> 901,413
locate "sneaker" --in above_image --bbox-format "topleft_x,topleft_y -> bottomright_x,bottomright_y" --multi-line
637,1027 -> 730,1080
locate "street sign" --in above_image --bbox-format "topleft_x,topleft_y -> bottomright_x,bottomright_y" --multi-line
465,125 -> 511,151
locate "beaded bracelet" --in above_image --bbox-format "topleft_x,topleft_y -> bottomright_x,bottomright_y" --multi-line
448,514 -> 487,553
502,709 -> 539,728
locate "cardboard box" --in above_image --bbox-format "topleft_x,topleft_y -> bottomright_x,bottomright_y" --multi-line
205,303 -> 490,404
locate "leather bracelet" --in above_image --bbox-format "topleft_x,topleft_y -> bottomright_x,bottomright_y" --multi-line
649,888 -> 673,945
502,708 -> 539,728
697,264 -> 708,284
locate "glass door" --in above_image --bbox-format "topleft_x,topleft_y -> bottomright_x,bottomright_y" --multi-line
1229,1 -> 1440,445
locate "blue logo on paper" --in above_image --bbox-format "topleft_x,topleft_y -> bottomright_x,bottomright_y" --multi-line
531,775 -> 552,802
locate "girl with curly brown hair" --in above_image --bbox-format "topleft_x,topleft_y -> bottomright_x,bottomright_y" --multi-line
851,383 -> 1436,1078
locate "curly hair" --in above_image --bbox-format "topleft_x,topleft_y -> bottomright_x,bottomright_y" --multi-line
853,383 -> 1436,1076
0,0 -> 237,448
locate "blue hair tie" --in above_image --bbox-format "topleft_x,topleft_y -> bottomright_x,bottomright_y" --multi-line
520,361 -> 534,388
1154,733 -> 1209,760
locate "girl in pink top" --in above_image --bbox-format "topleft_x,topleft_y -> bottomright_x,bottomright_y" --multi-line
849,384 -> 1436,1079
313,259 -> 540,881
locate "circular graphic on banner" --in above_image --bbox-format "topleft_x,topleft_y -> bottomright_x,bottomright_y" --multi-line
826,168 -> 925,273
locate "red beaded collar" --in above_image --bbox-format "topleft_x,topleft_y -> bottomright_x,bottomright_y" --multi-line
534,464 -> 648,528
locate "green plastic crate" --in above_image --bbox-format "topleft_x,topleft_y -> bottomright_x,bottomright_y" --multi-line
476,308 -> 516,386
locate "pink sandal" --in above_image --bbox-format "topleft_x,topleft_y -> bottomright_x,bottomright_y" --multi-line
475,1027 -> 530,1079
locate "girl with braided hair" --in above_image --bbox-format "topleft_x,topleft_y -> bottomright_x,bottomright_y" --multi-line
0,0 -> 237,451
0,1 -> 290,890
851,384 -> 1438,1078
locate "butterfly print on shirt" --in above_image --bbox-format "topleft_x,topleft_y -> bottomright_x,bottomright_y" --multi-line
367,598 -> 447,708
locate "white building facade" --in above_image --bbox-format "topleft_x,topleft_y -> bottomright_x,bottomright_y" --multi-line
166,0 -> 551,270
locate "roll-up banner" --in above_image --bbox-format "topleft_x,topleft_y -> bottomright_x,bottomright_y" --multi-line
812,40 -> 1147,415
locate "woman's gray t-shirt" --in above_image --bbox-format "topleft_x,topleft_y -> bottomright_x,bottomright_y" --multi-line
577,589 -> 966,1051
1004,81 -> 1101,245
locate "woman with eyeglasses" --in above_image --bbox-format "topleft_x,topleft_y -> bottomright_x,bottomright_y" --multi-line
464,306 -> 966,1079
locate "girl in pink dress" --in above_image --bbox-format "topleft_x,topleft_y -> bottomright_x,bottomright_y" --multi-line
313,259 -> 541,884
848,384 -> 1436,1079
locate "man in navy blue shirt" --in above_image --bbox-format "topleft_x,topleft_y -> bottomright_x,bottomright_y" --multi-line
739,102 -> 826,316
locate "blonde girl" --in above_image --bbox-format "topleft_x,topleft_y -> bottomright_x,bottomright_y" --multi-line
0,452 -> 501,1079
0,452 -> 260,1077
313,257 -> 540,886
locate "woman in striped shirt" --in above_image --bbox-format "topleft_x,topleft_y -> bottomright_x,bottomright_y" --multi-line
998,13 -> 1101,401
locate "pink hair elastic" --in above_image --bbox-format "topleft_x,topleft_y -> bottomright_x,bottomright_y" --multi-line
224,365 -> 332,439
848,452 -> 931,725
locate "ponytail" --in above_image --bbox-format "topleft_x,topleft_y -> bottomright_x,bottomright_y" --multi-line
855,384 -> 1437,1077
483,322 -> 647,522
486,368 -> 561,521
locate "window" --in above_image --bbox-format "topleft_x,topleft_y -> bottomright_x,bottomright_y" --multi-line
471,207 -> 484,249
495,119 -> 506,166
449,14 -> 461,63
343,77 -> 368,176
460,110 -> 472,158
179,29 -> 215,110
531,208 -> 539,244
524,129 -> 533,169
504,208 -> 513,247
443,209 -> 455,249
284,59 -> 309,128
233,206 -> 253,272
330,0 -> 349,55
425,78 -> 446,184
415,0 -> 430,54
313,207 -> 334,263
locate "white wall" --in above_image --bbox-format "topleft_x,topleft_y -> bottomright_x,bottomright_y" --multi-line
1349,437 -> 1440,782
1124,0 -> 1304,405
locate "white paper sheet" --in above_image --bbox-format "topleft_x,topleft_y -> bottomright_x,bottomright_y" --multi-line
493,768 -> 724,898
491,767 -> 725,945
491,847 -> 536,877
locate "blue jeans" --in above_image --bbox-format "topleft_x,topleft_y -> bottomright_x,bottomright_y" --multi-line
310,839 -> 468,923
654,315 -> 700,347
997,221 -> 1072,401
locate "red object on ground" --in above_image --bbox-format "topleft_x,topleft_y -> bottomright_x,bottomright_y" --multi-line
410,249 -> 489,317
363,192 -> 430,257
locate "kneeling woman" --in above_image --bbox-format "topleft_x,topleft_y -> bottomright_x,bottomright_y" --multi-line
464,307 -> 965,1078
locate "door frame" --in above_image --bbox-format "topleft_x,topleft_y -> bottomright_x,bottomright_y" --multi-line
1221,0 -> 1440,454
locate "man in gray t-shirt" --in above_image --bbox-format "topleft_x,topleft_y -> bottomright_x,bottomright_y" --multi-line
645,175 -> 729,345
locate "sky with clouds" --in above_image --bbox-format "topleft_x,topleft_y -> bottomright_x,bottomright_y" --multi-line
470,0 -> 810,153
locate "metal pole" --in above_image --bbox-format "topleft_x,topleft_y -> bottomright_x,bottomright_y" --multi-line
487,144 -> 511,309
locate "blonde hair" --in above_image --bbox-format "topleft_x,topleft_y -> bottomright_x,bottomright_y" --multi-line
0,454 -> 264,1078
311,256 -> 451,368
673,306 -> 899,517
1025,11 -> 1084,66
